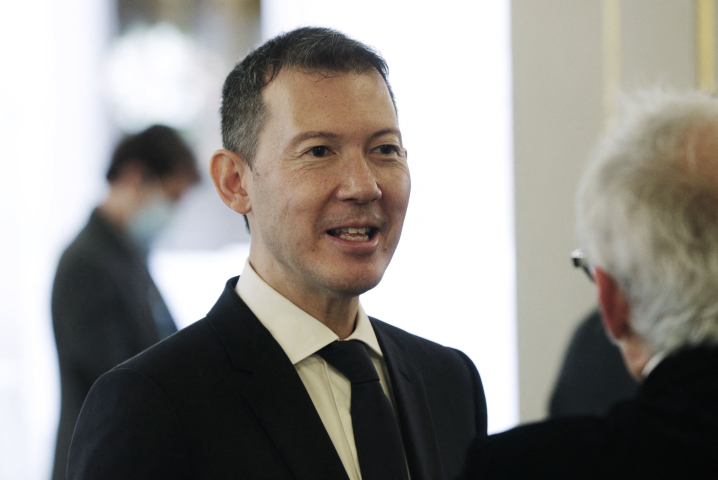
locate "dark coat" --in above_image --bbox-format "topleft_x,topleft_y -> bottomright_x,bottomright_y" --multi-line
52,209 -> 175,480
67,277 -> 488,480
549,308 -> 638,418
461,347 -> 718,479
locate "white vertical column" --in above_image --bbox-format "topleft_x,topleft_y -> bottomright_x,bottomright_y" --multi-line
697,0 -> 716,93
0,1 -> 112,478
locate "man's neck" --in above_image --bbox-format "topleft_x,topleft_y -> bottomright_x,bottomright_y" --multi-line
248,260 -> 359,340
307,296 -> 359,340
619,336 -> 654,382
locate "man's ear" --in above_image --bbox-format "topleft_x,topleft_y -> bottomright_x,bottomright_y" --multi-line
210,149 -> 252,215
114,160 -> 148,188
594,267 -> 632,341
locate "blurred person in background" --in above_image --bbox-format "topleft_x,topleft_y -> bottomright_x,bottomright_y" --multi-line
461,90 -> 718,479
549,306 -> 638,418
51,125 -> 199,480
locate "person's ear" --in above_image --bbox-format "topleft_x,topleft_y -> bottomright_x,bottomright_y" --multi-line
594,267 -> 632,341
210,149 -> 252,215
113,160 -> 148,188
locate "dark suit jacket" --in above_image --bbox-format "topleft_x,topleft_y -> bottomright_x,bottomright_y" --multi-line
461,347 -> 718,480
68,277 -> 487,480
549,308 -> 638,418
52,209 -> 176,480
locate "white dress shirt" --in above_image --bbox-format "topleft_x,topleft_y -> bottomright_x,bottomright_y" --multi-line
236,260 -> 399,480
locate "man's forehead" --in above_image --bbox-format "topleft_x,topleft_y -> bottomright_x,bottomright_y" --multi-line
264,67 -> 387,97
260,68 -> 398,135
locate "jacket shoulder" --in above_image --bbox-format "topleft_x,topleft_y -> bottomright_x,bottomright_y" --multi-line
68,367 -> 194,479
370,317 -> 476,365
371,317 -> 487,413
116,318 -> 227,380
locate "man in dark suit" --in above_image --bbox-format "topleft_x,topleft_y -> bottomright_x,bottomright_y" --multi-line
68,27 -> 487,480
461,90 -> 718,479
52,125 -> 199,480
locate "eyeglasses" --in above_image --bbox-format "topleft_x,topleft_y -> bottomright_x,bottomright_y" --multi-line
571,249 -> 594,282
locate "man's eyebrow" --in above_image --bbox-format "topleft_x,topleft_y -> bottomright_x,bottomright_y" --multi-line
288,128 -> 403,150
370,128 -> 403,142
288,131 -> 340,149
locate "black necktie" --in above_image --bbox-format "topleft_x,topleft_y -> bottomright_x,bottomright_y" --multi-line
318,340 -> 409,480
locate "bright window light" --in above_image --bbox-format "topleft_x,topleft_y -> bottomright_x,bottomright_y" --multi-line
0,1 -> 111,478
151,244 -> 251,329
104,23 -> 221,132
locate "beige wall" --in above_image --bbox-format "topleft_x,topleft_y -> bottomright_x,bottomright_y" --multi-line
512,0 -> 699,423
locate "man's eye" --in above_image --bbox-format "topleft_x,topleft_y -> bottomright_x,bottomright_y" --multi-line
309,146 -> 328,157
377,145 -> 399,155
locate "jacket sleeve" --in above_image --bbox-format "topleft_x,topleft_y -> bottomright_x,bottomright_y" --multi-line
67,367 -> 194,480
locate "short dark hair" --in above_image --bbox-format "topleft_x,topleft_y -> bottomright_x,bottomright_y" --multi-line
106,125 -> 199,183
220,27 -> 396,168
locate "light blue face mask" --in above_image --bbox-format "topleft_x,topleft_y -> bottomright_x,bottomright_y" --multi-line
127,195 -> 175,248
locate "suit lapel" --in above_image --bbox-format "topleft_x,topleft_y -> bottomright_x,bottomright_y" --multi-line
372,319 -> 444,480
207,278 -> 349,480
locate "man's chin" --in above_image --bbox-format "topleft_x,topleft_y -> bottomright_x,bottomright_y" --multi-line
326,272 -> 385,298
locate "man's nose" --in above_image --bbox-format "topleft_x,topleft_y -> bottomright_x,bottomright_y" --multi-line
336,154 -> 382,204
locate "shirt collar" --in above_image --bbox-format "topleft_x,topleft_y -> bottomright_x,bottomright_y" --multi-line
236,259 -> 383,365
642,350 -> 668,379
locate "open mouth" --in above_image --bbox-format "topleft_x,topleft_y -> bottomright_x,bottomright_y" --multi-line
328,227 -> 378,242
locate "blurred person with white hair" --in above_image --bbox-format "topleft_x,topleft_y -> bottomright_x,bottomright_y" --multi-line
461,90 -> 718,479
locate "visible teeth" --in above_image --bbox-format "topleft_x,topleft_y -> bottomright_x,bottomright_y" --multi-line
334,227 -> 369,234
331,227 -> 372,241
340,233 -> 369,241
